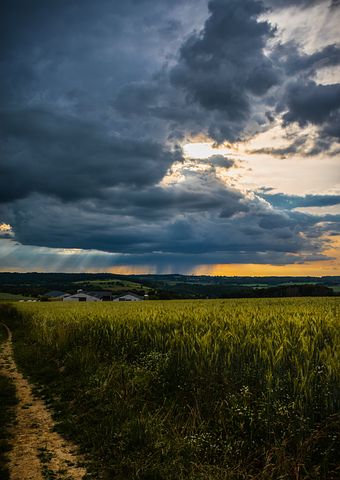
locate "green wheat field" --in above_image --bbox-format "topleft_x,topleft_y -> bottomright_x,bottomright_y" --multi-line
3,297 -> 340,479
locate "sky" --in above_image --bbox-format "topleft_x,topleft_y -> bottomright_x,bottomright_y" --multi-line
0,0 -> 339,275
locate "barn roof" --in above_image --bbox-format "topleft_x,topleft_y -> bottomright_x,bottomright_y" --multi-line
45,290 -> 69,298
86,291 -> 112,298
113,291 -> 144,300
64,292 -> 100,301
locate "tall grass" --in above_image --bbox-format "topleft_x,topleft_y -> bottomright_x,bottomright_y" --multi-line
7,298 -> 340,479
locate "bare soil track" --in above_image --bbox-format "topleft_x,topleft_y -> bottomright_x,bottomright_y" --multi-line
0,323 -> 87,480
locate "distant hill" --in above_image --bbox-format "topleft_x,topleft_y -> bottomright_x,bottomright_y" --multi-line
0,272 -> 339,299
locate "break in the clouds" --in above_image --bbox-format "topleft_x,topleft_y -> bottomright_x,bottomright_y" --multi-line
0,0 -> 339,273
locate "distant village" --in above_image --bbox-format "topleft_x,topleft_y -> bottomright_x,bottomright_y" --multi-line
19,289 -> 148,302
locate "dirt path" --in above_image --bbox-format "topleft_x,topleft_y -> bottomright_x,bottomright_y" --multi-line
0,323 -> 87,480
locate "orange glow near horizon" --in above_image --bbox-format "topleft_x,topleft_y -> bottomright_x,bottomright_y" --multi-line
193,262 -> 340,277
107,237 -> 340,277
193,236 -> 340,277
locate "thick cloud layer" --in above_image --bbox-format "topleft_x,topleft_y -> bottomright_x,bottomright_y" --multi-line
281,82 -> 340,138
2,190 -> 336,265
170,0 -> 279,141
0,109 -> 181,202
0,0 -> 339,271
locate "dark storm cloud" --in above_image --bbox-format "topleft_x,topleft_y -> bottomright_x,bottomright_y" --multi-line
1,0 -> 339,271
0,160 -> 250,250
0,0 -> 206,139
268,15 -> 340,149
1,173 -> 337,270
274,43 -> 340,75
114,0 -> 340,147
114,0 -> 339,148
280,81 -> 340,139
0,236 -> 332,274
115,0 -> 282,143
0,109 -> 181,202
0,193 -> 326,259
282,82 -> 340,127
169,0 -> 279,141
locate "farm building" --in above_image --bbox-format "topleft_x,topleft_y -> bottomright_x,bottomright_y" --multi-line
45,290 -> 70,299
86,291 -> 113,301
113,292 -> 145,302
63,292 -> 100,302
61,290 -> 146,302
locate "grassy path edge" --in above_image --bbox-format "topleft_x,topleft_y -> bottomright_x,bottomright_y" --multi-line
0,310 -> 89,480
0,321 -> 17,480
